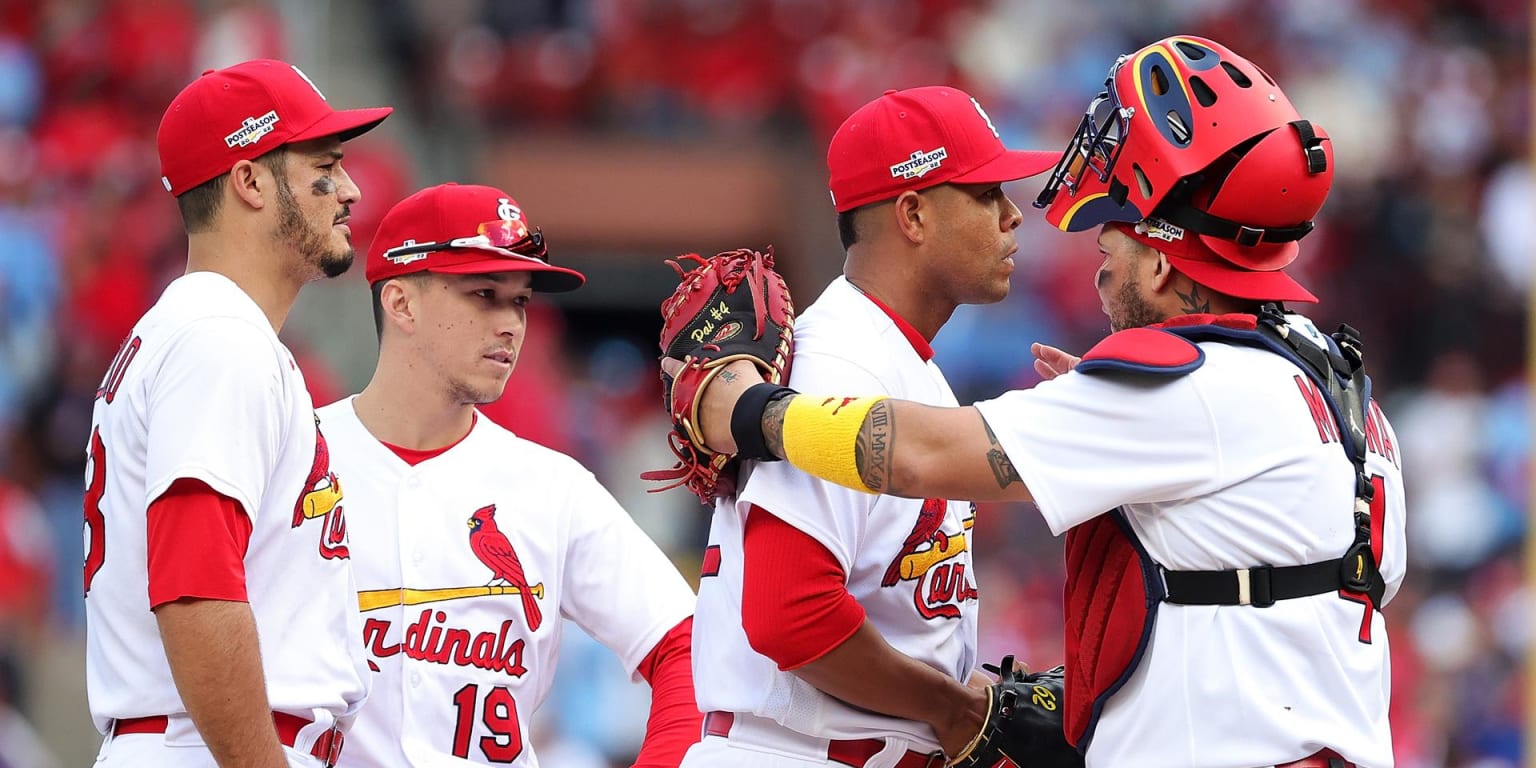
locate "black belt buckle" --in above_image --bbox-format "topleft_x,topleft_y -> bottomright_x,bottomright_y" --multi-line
1340,542 -> 1373,594
1241,566 -> 1275,607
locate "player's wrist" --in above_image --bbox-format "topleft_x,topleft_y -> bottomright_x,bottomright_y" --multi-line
934,684 -> 991,763
774,393 -> 888,494
732,383 -> 797,460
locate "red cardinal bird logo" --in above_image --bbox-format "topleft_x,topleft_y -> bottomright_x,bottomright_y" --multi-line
467,504 -> 544,632
882,497 -> 950,586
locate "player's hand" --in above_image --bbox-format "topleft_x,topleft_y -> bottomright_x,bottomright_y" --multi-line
660,357 -> 766,454
1031,342 -> 1081,381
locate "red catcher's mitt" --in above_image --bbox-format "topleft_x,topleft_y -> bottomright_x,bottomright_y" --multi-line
641,247 -> 794,503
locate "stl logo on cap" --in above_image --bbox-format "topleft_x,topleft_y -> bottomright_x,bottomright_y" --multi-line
290,64 -> 326,100
970,97 -> 1000,139
496,197 -> 522,222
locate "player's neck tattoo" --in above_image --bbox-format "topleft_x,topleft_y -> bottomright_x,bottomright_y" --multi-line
763,396 -> 790,460
984,420 -> 1023,489
1176,283 -> 1210,314
855,400 -> 895,494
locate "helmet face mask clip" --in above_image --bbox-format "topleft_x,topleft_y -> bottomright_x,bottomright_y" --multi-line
1035,58 -> 1137,211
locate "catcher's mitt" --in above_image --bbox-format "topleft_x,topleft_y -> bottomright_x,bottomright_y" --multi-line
641,247 -> 794,503
949,657 -> 1083,768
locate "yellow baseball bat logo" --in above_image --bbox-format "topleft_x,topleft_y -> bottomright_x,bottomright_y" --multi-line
1031,685 -> 1057,711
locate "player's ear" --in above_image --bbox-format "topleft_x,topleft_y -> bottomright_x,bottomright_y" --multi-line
892,190 -> 926,245
227,159 -> 267,211
379,278 -> 419,335
1149,249 -> 1176,292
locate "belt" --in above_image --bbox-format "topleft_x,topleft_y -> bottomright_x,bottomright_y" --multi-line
704,711 -> 942,768
114,712 -> 345,768
1275,749 -> 1354,768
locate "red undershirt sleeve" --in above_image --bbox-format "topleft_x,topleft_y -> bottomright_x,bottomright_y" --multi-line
741,505 -> 866,671
631,616 -> 702,767
146,477 -> 252,609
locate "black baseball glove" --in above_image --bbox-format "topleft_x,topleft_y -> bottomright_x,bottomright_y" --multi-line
948,656 -> 1083,768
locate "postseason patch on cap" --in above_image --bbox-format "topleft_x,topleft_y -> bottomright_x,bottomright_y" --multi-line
384,239 -> 429,266
224,110 -> 282,148
889,147 -> 947,180
1135,217 -> 1186,243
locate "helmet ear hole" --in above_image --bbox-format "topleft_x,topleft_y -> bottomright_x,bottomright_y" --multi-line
1167,110 -> 1191,144
1175,41 -> 1208,61
1150,65 -> 1170,96
1189,76 -> 1217,107
1133,164 -> 1153,200
1221,62 -> 1253,88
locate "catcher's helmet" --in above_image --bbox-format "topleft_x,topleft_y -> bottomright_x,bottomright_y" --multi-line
1034,36 -> 1331,242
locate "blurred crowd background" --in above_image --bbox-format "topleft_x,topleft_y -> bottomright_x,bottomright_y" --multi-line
0,0 -> 1527,766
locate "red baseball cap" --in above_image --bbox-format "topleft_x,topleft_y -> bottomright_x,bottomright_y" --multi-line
1111,219 -> 1319,303
366,183 -> 586,293
827,86 -> 1057,213
157,59 -> 393,196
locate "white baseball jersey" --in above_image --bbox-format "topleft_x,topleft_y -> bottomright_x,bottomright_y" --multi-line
974,315 -> 1407,768
316,398 -> 696,768
695,277 -> 978,750
84,272 -> 370,737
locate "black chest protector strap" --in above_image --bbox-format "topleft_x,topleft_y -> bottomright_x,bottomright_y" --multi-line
1158,304 -> 1385,609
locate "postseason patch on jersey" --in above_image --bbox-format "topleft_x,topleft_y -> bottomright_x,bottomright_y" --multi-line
890,147 -> 948,179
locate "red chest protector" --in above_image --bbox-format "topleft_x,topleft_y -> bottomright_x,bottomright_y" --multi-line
1056,310 -> 1382,753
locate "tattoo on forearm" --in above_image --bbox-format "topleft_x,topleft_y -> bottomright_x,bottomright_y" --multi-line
854,401 -> 895,493
984,421 -> 1022,489
763,397 -> 790,459
1175,283 -> 1210,314
717,369 -> 739,384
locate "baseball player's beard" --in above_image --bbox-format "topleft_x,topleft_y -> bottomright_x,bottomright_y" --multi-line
1109,277 -> 1161,332
274,176 -> 354,279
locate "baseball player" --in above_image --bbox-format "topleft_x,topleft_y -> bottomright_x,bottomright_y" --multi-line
671,37 -> 1406,768
317,182 -> 701,767
681,87 -> 1057,766
85,60 -> 390,768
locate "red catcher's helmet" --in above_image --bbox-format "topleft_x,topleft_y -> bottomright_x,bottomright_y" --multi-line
1034,35 -> 1332,244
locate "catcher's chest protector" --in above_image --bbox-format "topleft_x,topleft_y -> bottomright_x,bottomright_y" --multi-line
1060,312 -> 1378,753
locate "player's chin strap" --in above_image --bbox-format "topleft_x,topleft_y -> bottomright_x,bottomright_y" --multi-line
1160,303 -> 1385,609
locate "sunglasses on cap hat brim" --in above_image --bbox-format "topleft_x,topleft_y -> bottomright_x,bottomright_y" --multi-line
381,219 -> 549,265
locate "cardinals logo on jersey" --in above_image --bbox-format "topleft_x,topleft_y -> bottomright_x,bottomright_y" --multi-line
292,415 -> 348,559
467,504 -> 544,632
882,498 -> 978,620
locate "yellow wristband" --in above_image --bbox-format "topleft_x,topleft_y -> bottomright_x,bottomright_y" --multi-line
781,394 -> 889,494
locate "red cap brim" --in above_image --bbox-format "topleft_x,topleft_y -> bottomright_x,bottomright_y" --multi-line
291,106 -> 393,144
951,149 -> 1060,185
1165,249 -> 1318,303
427,252 -> 587,293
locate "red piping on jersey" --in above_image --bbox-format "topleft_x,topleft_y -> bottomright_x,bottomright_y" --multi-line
147,478 -> 252,608
381,413 -> 478,466
741,506 -> 866,670
856,289 -> 934,362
